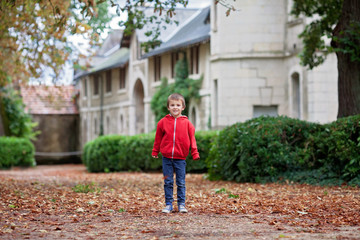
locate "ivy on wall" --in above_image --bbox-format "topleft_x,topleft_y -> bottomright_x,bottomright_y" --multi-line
151,51 -> 202,124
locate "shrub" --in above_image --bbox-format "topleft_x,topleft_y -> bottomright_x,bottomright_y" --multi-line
83,134 -> 161,173
207,115 -> 360,186
318,115 -> 360,183
207,116 -> 321,183
1,86 -> 39,140
82,131 -> 217,173
0,137 -> 36,168
186,130 -> 219,172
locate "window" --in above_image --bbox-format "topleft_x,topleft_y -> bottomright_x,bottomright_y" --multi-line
83,78 -> 87,97
106,70 -> 112,93
171,52 -> 179,78
93,75 -> 99,95
291,72 -> 301,118
119,114 -> 123,133
213,79 -> 218,126
83,119 -> 87,142
253,106 -> 278,118
94,118 -> 98,135
190,107 -> 197,128
119,68 -> 126,89
106,116 -> 110,134
154,56 -> 161,82
190,46 -> 199,75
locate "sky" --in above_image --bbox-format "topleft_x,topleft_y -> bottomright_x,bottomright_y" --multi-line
32,0 -> 211,85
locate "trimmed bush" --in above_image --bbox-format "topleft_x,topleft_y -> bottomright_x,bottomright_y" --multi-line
186,130 -> 219,172
82,131 -> 217,173
207,116 -> 321,183
207,115 -> 360,186
319,115 -> 360,184
277,115 -> 360,185
0,137 -> 36,168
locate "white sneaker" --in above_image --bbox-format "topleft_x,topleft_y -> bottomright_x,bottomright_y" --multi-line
162,205 -> 173,213
178,205 -> 188,213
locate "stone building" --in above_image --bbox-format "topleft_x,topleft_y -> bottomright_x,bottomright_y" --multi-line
75,0 -> 338,148
20,85 -> 80,163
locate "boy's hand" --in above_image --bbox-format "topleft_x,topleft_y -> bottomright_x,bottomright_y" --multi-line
194,157 -> 200,161
152,155 -> 158,158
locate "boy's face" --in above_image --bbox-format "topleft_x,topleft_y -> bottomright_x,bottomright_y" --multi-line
168,99 -> 185,118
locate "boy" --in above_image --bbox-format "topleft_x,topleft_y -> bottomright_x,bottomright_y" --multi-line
152,93 -> 200,213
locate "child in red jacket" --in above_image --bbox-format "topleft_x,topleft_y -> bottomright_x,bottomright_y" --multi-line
152,93 -> 200,213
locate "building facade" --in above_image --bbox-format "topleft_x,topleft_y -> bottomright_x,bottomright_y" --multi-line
20,85 -> 80,163
76,0 -> 338,148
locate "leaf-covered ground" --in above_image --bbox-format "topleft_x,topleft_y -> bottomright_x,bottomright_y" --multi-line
0,164 -> 359,239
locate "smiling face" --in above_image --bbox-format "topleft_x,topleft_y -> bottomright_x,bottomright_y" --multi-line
167,99 -> 185,118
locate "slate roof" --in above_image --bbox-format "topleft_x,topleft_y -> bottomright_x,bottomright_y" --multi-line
97,29 -> 124,56
20,85 -> 79,115
142,6 -> 210,58
74,7 -> 204,79
135,7 -> 199,43
74,48 -> 129,79
74,30 -> 128,80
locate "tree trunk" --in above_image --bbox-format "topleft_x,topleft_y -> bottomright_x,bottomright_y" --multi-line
332,0 -> 360,118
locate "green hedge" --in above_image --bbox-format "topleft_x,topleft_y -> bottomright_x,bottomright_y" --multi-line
311,115 -> 360,185
186,131 -> 219,172
207,116 -> 321,182
82,131 -> 218,173
82,115 -> 360,186
207,115 -> 360,186
0,137 -> 36,168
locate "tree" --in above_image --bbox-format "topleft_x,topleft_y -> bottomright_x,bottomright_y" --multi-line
291,0 -> 360,118
0,0 -> 185,136
109,0 -> 189,52
0,0 -> 113,136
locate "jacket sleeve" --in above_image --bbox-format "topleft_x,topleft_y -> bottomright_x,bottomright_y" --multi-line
152,120 -> 163,156
188,121 -> 200,160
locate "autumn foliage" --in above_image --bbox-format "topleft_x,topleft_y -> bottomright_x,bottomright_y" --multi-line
0,165 -> 359,239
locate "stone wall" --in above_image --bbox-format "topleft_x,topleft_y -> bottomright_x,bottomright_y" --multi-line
32,114 -> 80,164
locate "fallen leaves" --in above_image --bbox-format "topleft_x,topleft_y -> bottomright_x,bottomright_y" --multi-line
0,164 -> 359,239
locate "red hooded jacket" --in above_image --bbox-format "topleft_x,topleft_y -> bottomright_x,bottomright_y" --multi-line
152,115 -> 200,160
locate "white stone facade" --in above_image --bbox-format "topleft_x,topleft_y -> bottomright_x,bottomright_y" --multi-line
77,0 -> 338,148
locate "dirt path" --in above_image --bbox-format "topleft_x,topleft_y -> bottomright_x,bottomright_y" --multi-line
0,164 -> 359,239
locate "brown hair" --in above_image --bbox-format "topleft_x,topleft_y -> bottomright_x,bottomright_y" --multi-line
167,93 -> 186,108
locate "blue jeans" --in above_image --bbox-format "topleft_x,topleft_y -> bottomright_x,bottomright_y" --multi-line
162,156 -> 186,206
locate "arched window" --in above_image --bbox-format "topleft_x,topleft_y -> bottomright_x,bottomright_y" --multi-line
191,107 -> 197,127
291,72 -> 301,119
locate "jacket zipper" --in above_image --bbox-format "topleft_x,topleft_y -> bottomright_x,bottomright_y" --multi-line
171,118 -> 177,159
